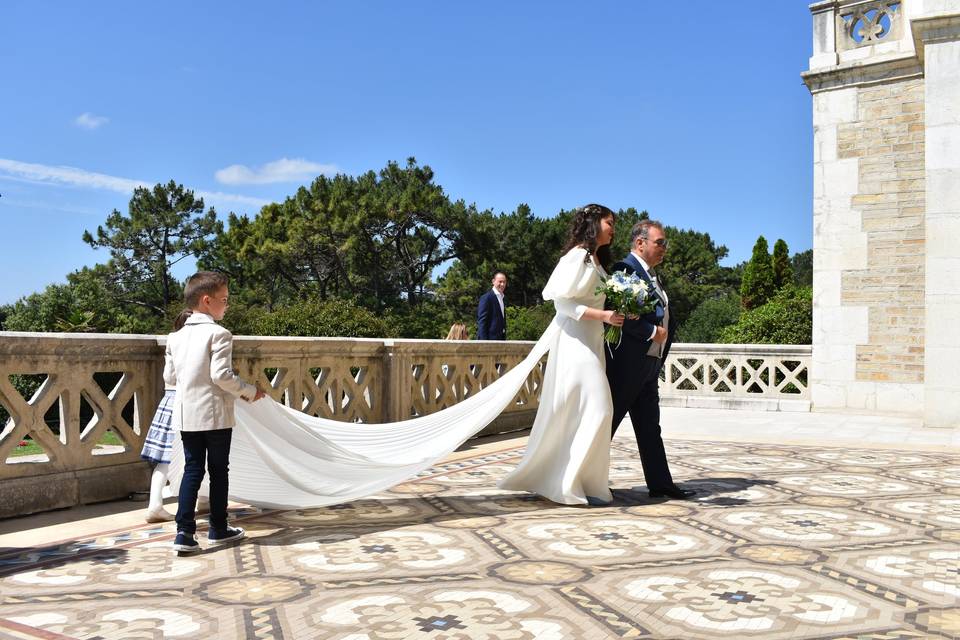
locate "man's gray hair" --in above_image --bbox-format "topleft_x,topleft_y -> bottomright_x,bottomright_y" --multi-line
630,219 -> 665,245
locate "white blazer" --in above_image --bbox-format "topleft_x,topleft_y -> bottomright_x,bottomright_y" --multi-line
163,312 -> 257,431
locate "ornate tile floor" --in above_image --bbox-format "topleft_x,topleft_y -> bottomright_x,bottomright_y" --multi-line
1,439 -> 958,639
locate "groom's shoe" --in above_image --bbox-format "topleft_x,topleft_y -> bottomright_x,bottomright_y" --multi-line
648,486 -> 696,500
586,495 -> 614,507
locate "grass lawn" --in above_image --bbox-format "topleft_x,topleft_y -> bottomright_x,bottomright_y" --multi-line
8,430 -> 125,458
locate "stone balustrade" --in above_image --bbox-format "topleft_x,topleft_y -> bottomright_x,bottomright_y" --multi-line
0,332 -> 808,517
661,344 -> 811,412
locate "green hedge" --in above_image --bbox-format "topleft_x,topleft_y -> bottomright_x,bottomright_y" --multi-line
506,303 -> 554,341
718,286 -> 812,345
250,299 -> 391,338
676,293 -> 741,343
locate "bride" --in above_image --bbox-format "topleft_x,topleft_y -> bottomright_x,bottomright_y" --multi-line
498,204 -> 623,505
166,205 -> 624,509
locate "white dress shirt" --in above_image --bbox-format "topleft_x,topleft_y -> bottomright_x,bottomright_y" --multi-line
493,288 -> 505,318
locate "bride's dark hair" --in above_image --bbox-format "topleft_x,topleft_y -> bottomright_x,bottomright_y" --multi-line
562,203 -> 615,267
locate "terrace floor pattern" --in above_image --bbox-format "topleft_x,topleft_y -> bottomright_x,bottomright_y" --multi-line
0,424 -> 958,639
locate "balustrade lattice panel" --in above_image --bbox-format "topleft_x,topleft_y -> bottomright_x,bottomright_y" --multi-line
232,338 -> 385,424
838,1 -> 902,49
0,336 -> 161,480
390,342 -> 546,419
661,345 -> 811,399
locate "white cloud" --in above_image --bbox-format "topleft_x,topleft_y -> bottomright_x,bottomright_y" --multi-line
0,158 -> 269,210
0,158 -> 143,192
74,112 -> 110,130
0,196 -> 99,216
194,189 -> 270,208
215,157 -> 339,185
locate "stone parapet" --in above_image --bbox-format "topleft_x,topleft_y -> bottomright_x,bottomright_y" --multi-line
0,332 -> 811,517
661,344 -> 811,411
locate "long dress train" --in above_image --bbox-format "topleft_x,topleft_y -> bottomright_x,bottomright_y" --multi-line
498,247 -> 612,504
166,322 -> 561,509
166,248 -> 612,509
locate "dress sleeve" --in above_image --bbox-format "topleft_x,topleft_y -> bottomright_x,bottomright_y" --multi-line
542,248 -> 594,321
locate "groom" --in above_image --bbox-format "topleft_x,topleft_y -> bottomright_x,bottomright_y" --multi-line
606,220 -> 695,500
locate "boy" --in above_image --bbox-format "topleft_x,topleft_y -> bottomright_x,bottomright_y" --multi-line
164,271 -> 265,554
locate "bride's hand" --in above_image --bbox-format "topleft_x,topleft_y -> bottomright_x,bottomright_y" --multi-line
604,311 -> 625,326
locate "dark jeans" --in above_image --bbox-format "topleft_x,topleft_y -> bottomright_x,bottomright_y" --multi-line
176,428 -> 233,535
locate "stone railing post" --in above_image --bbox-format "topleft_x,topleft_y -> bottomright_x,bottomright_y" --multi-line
381,339 -> 412,423
810,1 -> 839,69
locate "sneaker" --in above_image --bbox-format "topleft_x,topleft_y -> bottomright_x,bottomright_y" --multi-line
208,525 -> 245,546
172,532 -> 201,554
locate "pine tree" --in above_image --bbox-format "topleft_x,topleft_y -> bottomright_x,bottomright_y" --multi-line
740,236 -> 775,309
771,238 -> 794,290
83,181 -> 220,315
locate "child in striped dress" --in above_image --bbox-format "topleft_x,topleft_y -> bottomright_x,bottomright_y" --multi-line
141,310 -> 209,522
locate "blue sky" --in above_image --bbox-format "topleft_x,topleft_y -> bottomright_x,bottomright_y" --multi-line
0,2 -> 814,305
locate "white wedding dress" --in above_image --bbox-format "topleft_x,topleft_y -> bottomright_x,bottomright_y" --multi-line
166,247 -> 611,509
498,247 -> 612,504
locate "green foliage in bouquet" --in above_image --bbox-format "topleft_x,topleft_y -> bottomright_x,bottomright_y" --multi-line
596,270 -> 658,345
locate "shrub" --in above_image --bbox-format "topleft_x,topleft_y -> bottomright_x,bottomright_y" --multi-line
719,285 -> 812,345
252,299 -> 390,338
506,303 -> 555,341
219,302 -> 269,336
676,293 -> 741,343
382,300 -> 464,339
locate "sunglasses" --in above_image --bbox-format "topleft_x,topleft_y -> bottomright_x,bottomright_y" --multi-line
643,238 -> 668,248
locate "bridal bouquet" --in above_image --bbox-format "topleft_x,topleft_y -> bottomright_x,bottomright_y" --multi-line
596,270 -> 658,346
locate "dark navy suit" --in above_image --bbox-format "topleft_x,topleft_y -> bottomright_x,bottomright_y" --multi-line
476,289 -> 506,340
604,252 -> 677,492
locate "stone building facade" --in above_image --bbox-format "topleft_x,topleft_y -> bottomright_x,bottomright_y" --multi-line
803,0 -> 960,426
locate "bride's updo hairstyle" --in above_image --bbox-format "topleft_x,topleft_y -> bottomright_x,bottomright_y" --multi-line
562,203 -> 615,267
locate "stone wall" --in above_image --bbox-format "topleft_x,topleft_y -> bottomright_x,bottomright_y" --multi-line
838,78 -> 926,386
804,0 -> 960,423
808,76 -> 925,412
